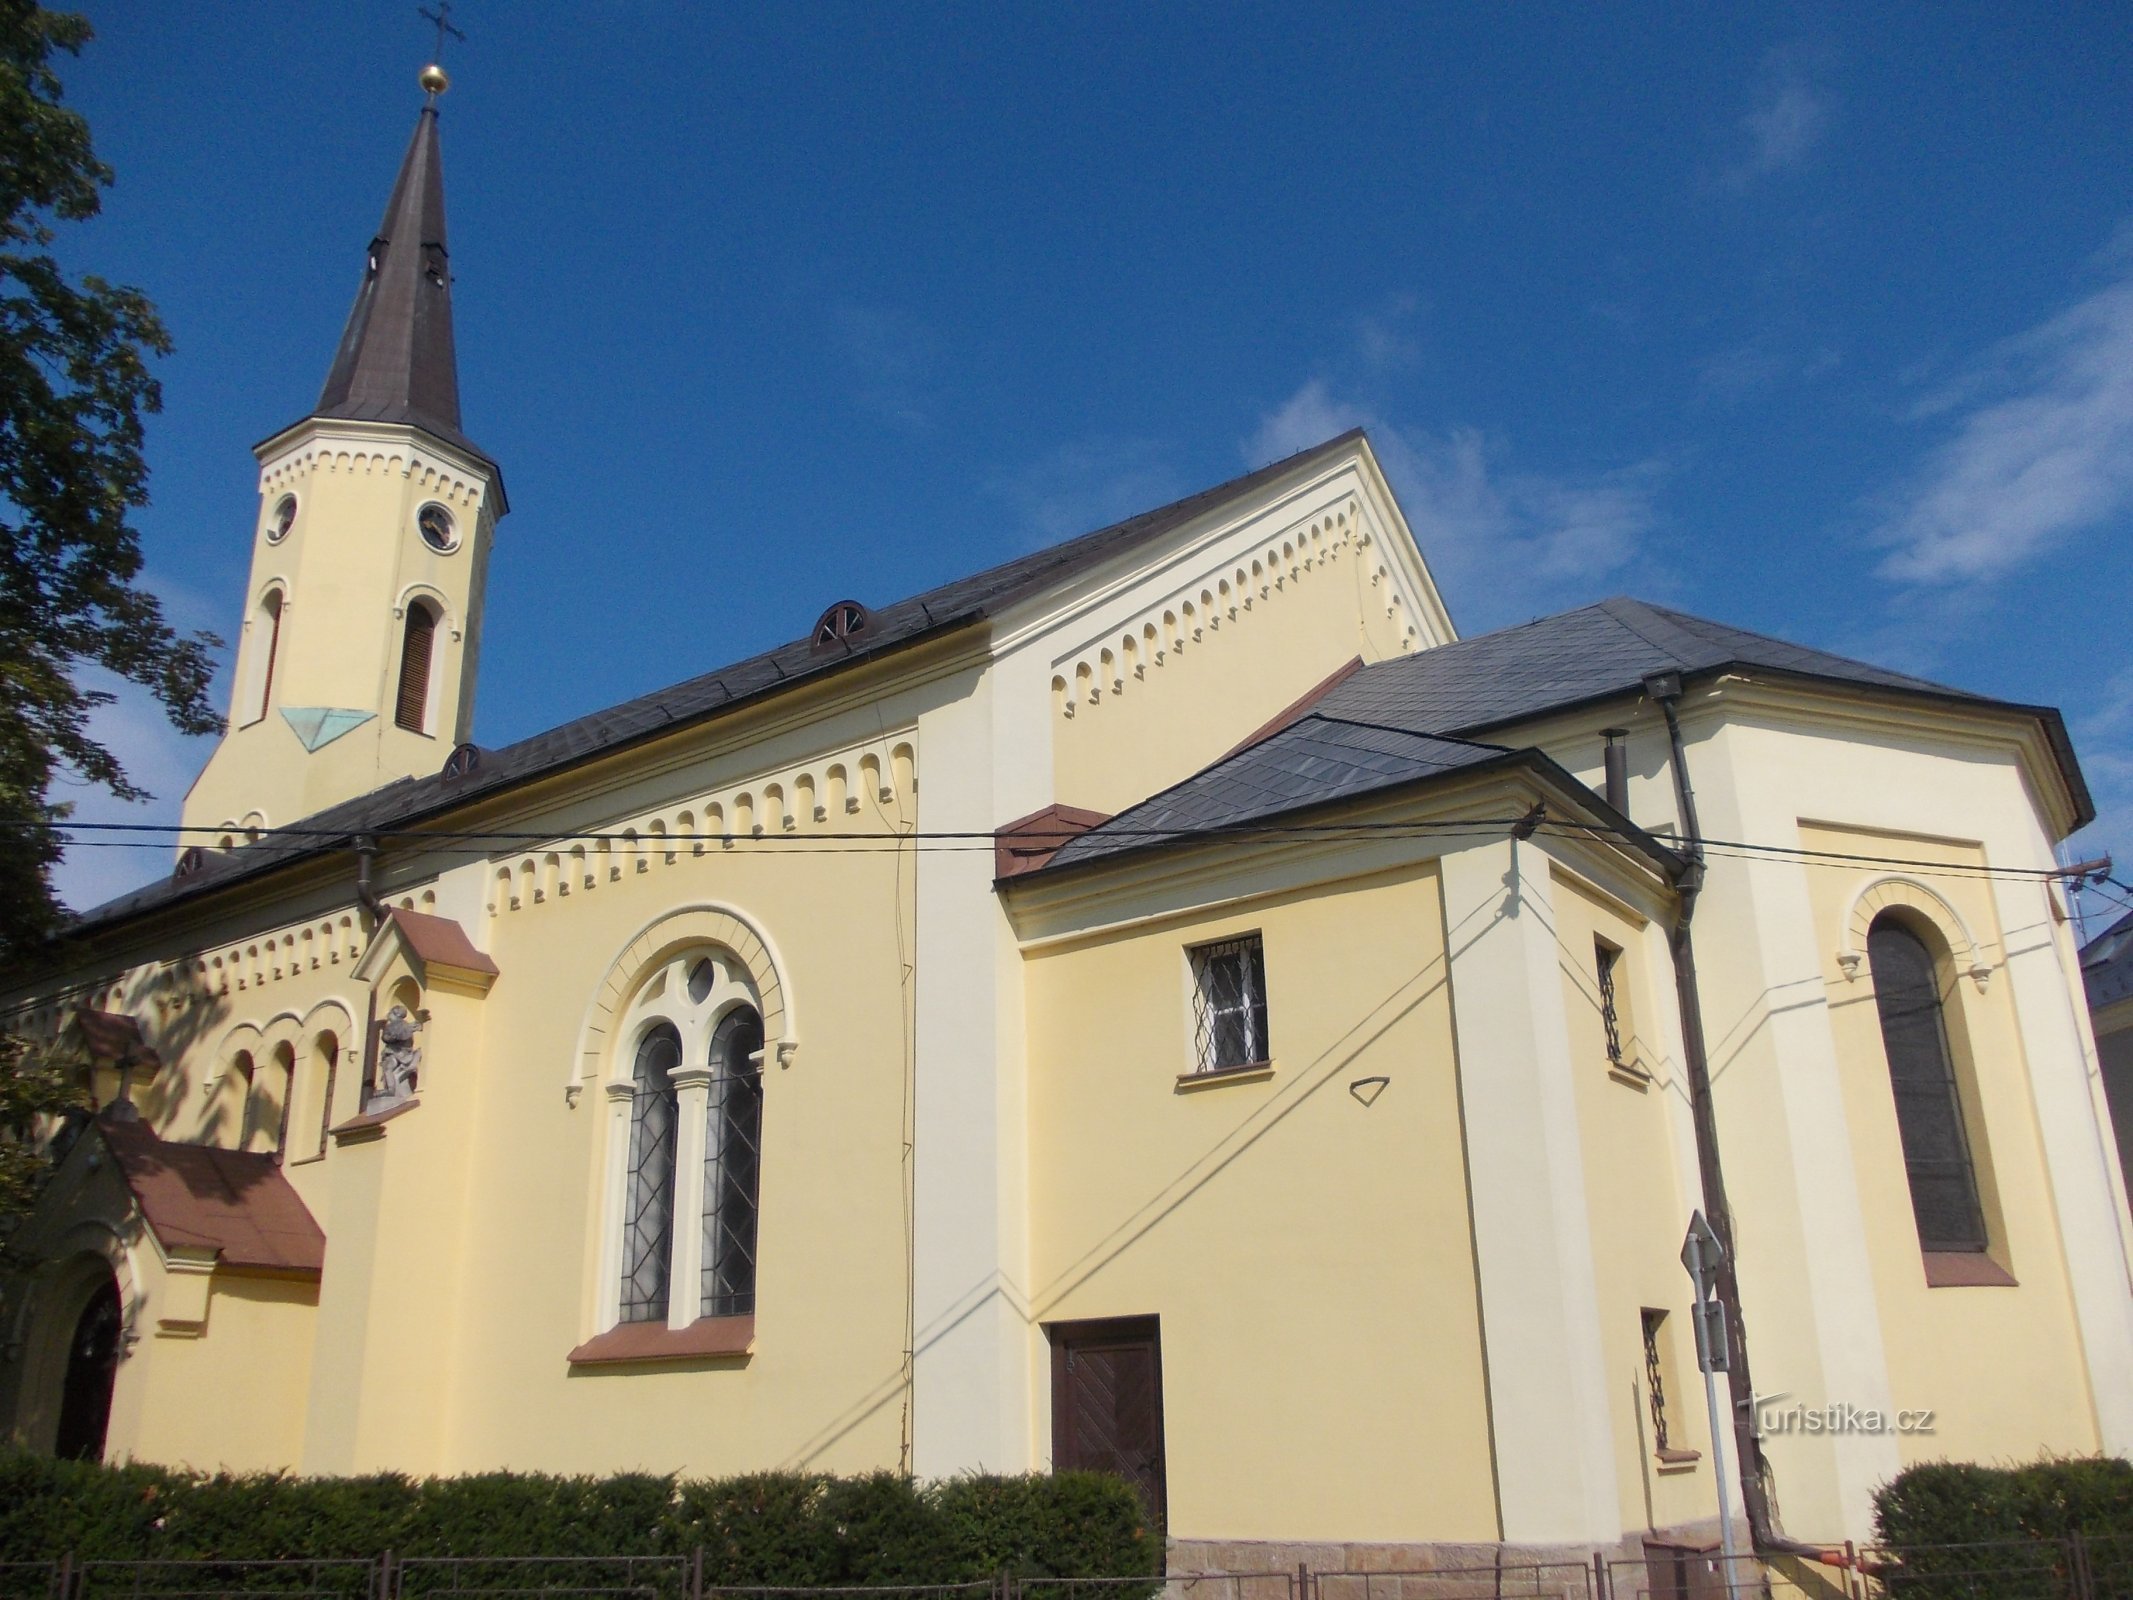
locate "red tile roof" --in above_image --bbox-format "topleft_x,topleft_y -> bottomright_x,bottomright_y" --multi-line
387,908 -> 499,976
101,1120 -> 325,1277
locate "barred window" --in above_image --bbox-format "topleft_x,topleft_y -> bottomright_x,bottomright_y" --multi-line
620,1024 -> 681,1323
1641,1308 -> 1672,1453
1596,938 -> 1626,1070
1869,916 -> 1989,1253
606,946 -> 770,1338
702,1007 -> 764,1319
1190,935 -> 1269,1074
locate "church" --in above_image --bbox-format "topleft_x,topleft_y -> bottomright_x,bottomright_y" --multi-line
4,66 -> 2131,1572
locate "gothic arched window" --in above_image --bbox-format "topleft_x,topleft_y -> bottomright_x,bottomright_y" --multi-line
619,1023 -> 682,1322
395,601 -> 438,733
703,1005 -> 764,1319
1868,914 -> 1989,1253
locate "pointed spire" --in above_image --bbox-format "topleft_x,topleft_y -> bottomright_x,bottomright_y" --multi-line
314,102 -> 466,446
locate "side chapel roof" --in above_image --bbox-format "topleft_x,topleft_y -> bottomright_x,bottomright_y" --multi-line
100,1119 -> 326,1277
1040,596 -> 2093,875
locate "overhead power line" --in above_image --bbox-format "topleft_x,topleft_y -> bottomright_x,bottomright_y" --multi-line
3,814 -> 2106,887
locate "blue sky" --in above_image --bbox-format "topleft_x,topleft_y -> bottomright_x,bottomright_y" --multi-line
49,2 -> 2133,920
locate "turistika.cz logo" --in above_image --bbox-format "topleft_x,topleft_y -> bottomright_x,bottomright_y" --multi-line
1752,1395 -> 1936,1436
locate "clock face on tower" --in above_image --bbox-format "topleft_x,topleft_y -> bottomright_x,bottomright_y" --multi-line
417,503 -> 459,552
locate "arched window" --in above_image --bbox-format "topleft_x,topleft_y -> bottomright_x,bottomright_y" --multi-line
229,1050 -> 256,1150
395,601 -> 438,733
1869,915 -> 1988,1253
703,1005 -> 764,1319
620,1023 -> 681,1322
604,948 -> 767,1333
250,589 -> 284,722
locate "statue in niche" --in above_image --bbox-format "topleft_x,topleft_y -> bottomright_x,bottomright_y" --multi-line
373,1005 -> 424,1105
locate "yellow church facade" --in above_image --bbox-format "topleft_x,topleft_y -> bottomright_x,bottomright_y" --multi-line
5,86 -> 2132,1568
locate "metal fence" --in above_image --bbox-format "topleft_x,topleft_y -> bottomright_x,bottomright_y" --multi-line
8,1550 -> 2132,1600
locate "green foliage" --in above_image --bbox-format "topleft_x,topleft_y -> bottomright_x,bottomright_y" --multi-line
1871,1457 -> 2133,1599
0,0 -> 221,1226
0,1452 -> 1163,1582
0,1032 -> 84,1223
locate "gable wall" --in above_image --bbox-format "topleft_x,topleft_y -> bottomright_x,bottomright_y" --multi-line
1006,459 -> 1444,822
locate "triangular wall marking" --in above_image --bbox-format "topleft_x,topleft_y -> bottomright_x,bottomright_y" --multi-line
281,708 -> 376,752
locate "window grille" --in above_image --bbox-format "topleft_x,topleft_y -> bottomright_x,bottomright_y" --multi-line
1189,935 -> 1269,1074
1596,940 -> 1626,1069
1868,917 -> 1989,1253
619,1025 -> 681,1322
702,1007 -> 764,1319
1641,1309 -> 1671,1453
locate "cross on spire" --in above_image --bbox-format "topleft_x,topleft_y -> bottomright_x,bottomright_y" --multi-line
418,2 -> 464,65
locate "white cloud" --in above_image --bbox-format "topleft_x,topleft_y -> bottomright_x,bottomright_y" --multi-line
48,668 -> 220,917
1247,381 -> 1662,622
1731,54 -> 1830,182
1871,274 -> 2133,586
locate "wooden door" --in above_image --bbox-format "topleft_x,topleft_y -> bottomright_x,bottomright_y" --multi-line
1048,1316 -> 1166,1526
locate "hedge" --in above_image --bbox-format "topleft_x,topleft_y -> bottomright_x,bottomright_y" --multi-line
0,1454 -> 1163,1580
1871,1458 -> 2133,1599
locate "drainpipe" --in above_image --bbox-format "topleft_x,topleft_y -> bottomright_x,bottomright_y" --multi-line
353,834 -> 385,925
1642,673 -> 1804,1557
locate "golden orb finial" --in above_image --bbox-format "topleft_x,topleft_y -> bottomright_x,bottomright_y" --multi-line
419,62 -> 450,96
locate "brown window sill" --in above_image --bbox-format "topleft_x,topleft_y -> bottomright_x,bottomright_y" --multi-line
1923,1252 -> 2017,1288
1655,1447 -> 1702,1471
329,1097 -> 419,1145
1177,1061 -> 1274,1093
569,1314 -> 754,1366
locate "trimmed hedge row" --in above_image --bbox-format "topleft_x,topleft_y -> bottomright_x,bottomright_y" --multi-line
1873,1457 -> 2133,1547
0,1454 -> 1163,1579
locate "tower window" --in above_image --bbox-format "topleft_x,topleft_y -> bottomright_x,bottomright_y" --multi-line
266,494 -> 297,544
250,589 -> 285,724
417,503 -> 459,552
396,602 -> 438,733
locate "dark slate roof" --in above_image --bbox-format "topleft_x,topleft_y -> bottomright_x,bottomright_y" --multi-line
1320,597 -> 1980,736
69,429 -> 1371,933
312,104 -> 481,459
1046,717 -> 1519,871
1039,594 -> 2093,877
2083,909 -> 2133,1013
1314,596 -> 2090,823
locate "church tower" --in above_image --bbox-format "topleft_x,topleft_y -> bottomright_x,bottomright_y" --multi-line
182,67 -> 506,850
